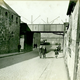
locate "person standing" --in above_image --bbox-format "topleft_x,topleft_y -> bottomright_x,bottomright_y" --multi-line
55,47 -> 59,58
57,44 -> 61,51
39,45 -> 43,58
42,45 -> 46,58
18,44 -> 21,52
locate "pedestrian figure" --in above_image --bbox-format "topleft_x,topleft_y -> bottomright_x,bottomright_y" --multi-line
34,44 -> 37,48
39,45 -> 43,58
18,44 -> 21,52
35,44 -> 37,48
57,44 -> 61,52
55,48 -> 59,58
42,45 -> 46,58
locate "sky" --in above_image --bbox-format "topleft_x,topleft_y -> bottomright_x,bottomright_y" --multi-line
4,0 -> 69,24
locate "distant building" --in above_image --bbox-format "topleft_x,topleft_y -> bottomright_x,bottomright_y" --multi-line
0,0 -> 20,53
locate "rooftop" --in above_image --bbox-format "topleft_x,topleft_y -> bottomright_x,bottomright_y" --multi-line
0,0 -> 19,16
67,0 -> 77,15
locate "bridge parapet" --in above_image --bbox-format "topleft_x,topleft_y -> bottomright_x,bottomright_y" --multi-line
28,24 -> 64,32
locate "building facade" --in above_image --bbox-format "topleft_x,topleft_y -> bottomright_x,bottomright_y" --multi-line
64,0 -> 80,80
0,0 -> 20,54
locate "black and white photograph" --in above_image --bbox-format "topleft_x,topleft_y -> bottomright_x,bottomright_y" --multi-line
0,0 -> 80,80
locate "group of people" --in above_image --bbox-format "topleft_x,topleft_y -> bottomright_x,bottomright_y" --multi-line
39,45 -> 46,58
39,44 -> 61,59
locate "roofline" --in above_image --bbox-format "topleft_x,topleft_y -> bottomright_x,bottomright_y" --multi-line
3,1 -> 20,16
67,0 -> 77,15
0,5 -> 20,17
0,0 -> 20,17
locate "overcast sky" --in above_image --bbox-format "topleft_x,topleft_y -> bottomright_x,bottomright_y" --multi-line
5,0 -> 69,24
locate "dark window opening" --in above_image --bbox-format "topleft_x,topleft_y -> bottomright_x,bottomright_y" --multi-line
5,12 -> 8,21
11,15 -> 13,22
16,17 -> 18,24
5,12 -> 8,17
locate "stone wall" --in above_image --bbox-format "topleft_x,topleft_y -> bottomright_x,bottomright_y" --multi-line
76,1 -> 80,80
64,0 -> 79,80
0,6 -> 20,54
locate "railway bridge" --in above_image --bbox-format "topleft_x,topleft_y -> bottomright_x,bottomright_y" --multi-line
28,24 -> 66,35
20,22 -> 68,51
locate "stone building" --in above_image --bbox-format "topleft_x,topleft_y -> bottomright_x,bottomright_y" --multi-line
64,0 -> 80,80
0,0 -> 20,54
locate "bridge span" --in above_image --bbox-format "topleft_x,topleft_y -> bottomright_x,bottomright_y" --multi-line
28,24 -> 65,34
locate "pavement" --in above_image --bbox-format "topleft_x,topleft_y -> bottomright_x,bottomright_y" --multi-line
0,49 -> 69,80
0,48 -> 38,58
0,52 -> 23,58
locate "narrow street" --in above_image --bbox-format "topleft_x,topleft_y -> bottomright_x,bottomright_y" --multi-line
0,0 -> 80,80
0,49 -> 69,80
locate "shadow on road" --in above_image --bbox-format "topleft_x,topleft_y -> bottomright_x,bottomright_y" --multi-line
45,57 -> 54,58
0,49 -> 39,69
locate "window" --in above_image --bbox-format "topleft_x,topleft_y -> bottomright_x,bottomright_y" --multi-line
16,17 -> 18,24
11,15 -> 13,22
5,12 -> 8,21
5,12 -> 8,17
